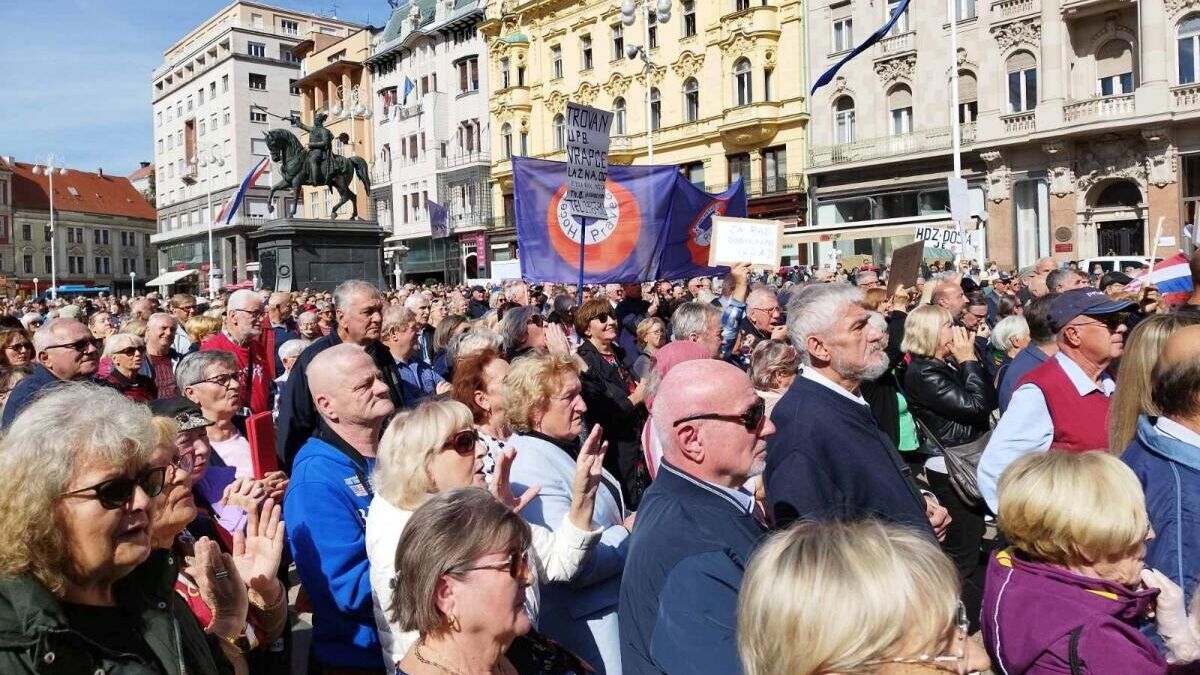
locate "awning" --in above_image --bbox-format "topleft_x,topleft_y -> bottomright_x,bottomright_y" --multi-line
784,215 -> 957,245
147,269 -> 198,287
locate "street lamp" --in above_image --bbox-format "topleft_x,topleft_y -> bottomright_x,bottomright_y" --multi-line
621,0 -> 673,164
31,155 -> 69,301
129,271 -> 136,297
32,277 -> 39,299
193,146 -> 225,300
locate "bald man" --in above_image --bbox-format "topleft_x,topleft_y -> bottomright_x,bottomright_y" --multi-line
284,343 -> 395,672
619,360 -> 775,675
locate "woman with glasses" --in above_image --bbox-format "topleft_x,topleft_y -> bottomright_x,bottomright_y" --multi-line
738,519 -> 990,675
0,384 -> 230,674
178,351 -> 255,479
0,326 -> 34,367
631,317 -> 667,381
101,333 -> 158,402
367,398 -> 607,673
499,305 -> 548,361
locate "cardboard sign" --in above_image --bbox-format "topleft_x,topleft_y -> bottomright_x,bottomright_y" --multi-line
916,226 -> 965,253
707,216 -> 784,268
886,240 -> 924,299
564,102 -> 613,220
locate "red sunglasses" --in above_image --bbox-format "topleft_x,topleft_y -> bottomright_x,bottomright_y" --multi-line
446,429 -> 479,455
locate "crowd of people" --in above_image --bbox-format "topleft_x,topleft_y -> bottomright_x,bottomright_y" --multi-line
1,250 -> 1200,674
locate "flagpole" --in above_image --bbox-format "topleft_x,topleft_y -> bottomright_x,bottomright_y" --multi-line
949,0 -> 964,272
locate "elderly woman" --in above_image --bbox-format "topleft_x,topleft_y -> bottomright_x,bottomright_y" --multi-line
506,351 -> 632,674
738,519 -> 990,675
983,451 -> 1197,673
0,365 -> 30,418
0,326 -> 33,367
367,399 -> 606,672
179,351 -> 256,479
0,384 -> 228,674
316,301 -> 335,335
187,315 -> 224,351
748,340 -> 800,418
499,304 -> 547,361
431,314 -> 471,380
102,333 -> 158,402
989,315 -> 1031,383
297,310 -> 321,340
451,347 -> 513,475
547,294 -> 579,343
631,316 -> 667,381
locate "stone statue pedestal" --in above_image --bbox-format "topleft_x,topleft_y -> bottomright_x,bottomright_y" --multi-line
249,218 -> 386,292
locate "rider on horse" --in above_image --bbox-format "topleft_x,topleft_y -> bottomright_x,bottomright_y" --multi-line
288,111 -> 332,185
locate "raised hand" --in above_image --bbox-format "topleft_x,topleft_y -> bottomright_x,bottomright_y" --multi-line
544,321 -> 571,356
491,446 -> 541,513
568,424 -> 608,531
232,498 -> 286,608
221,477 -> 266,513
260,471 -> 289,503
186,536 -> 248,638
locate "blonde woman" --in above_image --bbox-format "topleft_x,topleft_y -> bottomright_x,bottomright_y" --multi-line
748,340 -> 800,417
632,317 -> 667,381
1108,313 -> 1200,453
100,333 -> 157,402
738,519 -> 990,675
186,314 -> 223,351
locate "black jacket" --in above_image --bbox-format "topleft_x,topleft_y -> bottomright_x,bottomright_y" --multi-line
576,340 -> 647,509
902,356 -> 994,447
862,311 -> 908,446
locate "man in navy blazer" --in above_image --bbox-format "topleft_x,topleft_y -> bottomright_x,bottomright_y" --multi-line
619,359 -> 776,675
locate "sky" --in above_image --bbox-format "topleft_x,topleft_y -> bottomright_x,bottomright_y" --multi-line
0,0 -> 385,176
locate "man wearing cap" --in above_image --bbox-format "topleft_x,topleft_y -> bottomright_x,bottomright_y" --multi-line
467,285 -> 489,319
985,273 -> 1013,324
1100,271 -> 1134,298
977,287 -> 1135,512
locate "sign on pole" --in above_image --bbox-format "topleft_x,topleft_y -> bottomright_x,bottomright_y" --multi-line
707,216 -> 783,268
564,102 -> 613,220
915,225 -> 966,253
948,177 -> 970,226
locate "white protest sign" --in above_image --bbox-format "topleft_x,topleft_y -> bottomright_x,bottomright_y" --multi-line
948,176 -> 970,225
564,102 -> 613,220
707,216 -> 784,268
916,225 -> 966,253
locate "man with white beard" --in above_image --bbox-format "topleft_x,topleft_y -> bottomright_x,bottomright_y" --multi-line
764,284 -> 951,537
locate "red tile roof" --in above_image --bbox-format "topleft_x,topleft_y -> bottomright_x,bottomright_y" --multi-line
127,164 -> 155,181
10,162 -> 155,221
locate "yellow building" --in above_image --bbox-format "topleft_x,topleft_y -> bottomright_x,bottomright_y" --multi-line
292,28 -> 375,220
480,0 -> 808,264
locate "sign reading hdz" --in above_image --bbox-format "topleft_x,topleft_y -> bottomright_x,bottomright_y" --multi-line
564,102 -> 613,220
915,226 -> 966,253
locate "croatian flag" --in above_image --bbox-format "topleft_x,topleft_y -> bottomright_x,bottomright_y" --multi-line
811,0 -> 912,94
215,157 -> 270,225
1127,252 -> 1192,306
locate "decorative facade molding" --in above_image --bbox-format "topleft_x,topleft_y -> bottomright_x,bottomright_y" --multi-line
545,90 -> 567,113
874,54 -> 916,85
671,51 -> 706,79
602,73 -> 631,98
981,150 -> 1011,203
719,33 -> 758,59
1074,133 -> 1147,193
990,18 -> 1041,52
1165,0 -> 1200,19
1042,141 -> 1075,197
634,65 -> 667,86
1142,126 -> 1179,188
573,82 -> 600,105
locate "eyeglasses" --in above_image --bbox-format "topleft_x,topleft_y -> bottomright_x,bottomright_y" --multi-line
176,305 -> 197,313
450,551 -> 529,579
445,429 -> 479,456
860,602 -> 970,673
525,314 -> 544,327
60,466 -> 167,510
7,343 -> 32,352
232,308 -> 265,320
198,372 -> 240,389
590,312 -> 612,324
672,396 -> 767,432
113,346 -> 144,357
1072,312 -> 1129,333
45,337 -> 101,353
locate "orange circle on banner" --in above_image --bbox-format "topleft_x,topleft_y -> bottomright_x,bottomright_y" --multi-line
547,180 -> 642,274
686,199 -> 730,265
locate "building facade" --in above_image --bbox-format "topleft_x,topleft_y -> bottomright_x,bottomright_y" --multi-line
150,1 -> 360,293
479,0 -> 809,270
0,158 -> 11,291
806,0 -> 1200,269
365,0 -> 492,285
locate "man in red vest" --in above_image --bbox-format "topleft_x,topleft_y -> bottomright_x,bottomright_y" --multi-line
200,288 -> 275,415
977,287 -> 1134,512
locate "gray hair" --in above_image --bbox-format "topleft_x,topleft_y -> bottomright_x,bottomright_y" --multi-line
447,329 -> 504,362
147,312 -> 177,330
382,305 -> 416,335
552,294 -> 576,315
404,294 -> 429,311
786,283 -> 864,366
298,310 -> 318,324
32,318 -> 82,354
855,270 -> 879,286
991,315 -> 1030,352
175,350 -> 238,390
748,340 -> 801,390
499,305 -> 539,353
746,287 -> 778,310
227,289 -> 260,312
333,280 -> 380,312
278,338 -> 311,361
670,302 -> 721,341
103,333 -> 145,358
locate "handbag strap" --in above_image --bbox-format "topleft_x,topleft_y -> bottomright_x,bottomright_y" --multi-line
911,415 -> 947,455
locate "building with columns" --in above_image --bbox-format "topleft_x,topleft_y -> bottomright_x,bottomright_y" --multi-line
805,0 -> 1200,269
480,0 -> 809,269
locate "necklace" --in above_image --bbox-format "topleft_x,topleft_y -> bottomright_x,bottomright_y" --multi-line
414,645 -> 466,675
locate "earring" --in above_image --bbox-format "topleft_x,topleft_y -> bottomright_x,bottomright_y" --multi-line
447,613 -> 462,632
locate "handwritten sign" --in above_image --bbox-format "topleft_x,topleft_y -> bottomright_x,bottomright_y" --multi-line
886,241 -> 924,299
564,102 -> 613,219
915,226 -> 965,253
707,216 -> 784,268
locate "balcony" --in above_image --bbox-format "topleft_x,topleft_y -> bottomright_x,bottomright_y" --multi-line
370,164 -> 392,185
808,123 -> 976,168
496,85 -> 531,111
990,0 -> 1036,20
1172,83 -> 1200,110
1059,0 -> 1134,17
1062,94 -> 1134,123
719,101 -> 782,146
720,3 -> 780,40
707,173 -> 806,198
394,103 -> 423,120
1000,111 -> 1035,134
437,152 -> 491,170
875,32 -> 916,57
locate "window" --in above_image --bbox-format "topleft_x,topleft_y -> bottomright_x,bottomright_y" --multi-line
198,88 -> 205,105
1097,40 -> 1135,95
22,255 -> 31,275
683,78 -> 700,121
648,12 -> 658,49
95,257 -> 110,275
517,66 -> 526,86
958,71 -> 978,123
832,4 -> 853,52
44,255 -> 51,273
157,139 -> 163,153
727,153 -> 751,184
955,0 -> 977,21
156,111 -> 162,127
734,58 -> 753,106
762,147 -> 787,192
681,161 -> 705,189
281,19 -> 299,35
459,57 -> 481,91
764,68 -> 774,101
290,79 -> 300,95
252,138 -> 269,155
21,223 -> 30,240
650,87 -> 662,130
500,57 -> 510,88
210,81 -> 217,98
222,74 -> 229,92
1006,51 -> 1038,112
1181,15 -> 1200,84
501,123 -> 513,159
683,1 -> 697,37
247,42 -> 266,58
611,25 -> 624,60
187,96 -> 193,112
520,131 -> 529,155
68,256 -> 84,275
251,106 -> 268,123
888,85 -> 913,135
554,114 -> 566,150
248,73 -> 267,90
614,97 -> 627,134
887,0 -> 909,35
199,120 -> 206,136
834,95 -> 855,143
582,36 -> 593,70
223,110 -> 231,126
736,0 -> 751,9
93,229 -> 109,246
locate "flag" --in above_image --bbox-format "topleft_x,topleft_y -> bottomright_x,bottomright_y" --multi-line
428,200 -> 449,238
215,158 -> 270,225
402,76 -> 416,104
657,179 -> 747,281
811,0 -> 911,94
1126,252 -> 1191,306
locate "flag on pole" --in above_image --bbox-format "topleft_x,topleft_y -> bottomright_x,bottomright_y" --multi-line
1126,251 -> 1191,306
428,200 -> 449,239
402,76 -> 416,104
215,158 -> 270,225
811,0 -> 912,94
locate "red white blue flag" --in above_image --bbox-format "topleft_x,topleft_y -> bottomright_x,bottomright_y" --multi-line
215,157 -> 270,225
1127,251 -> 1191,306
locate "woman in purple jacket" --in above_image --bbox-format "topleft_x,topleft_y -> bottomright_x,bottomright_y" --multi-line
983,451 -> 1199,674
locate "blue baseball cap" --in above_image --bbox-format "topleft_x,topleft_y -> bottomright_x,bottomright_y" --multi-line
1048,288 -> 1135,332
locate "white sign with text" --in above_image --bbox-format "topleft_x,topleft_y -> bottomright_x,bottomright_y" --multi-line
564,102 -> 613,220
916,226 -> 966,253
707,216 -> 784,268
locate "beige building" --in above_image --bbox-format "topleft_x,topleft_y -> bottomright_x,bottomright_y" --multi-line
480,0 -> 809,269
806,0 -> 1200,269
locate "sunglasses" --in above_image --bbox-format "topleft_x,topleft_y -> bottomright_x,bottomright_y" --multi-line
60,466 -> 167,510
7,343 -> 32,352
672,396 -> 767,432
591,312 -> 612,324
1073,312 -> 1129,332
45,337 -> 101,353
526,314 -> 545,327
450,550 -> 529,579
114,346 -> 144,357
445,429 -> 479,456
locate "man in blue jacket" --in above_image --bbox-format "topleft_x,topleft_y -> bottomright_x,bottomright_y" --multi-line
3,318 -> 100,428
284,343 -> 396,672
619,359 -> 776,674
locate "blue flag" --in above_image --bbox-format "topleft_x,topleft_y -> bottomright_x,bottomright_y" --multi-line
427,200 -> 449,238
402,76 -> 415,104
658,179 -> 747,281
812,0 -> 911,94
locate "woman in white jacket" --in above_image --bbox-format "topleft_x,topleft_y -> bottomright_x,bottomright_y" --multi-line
366,398 -> 608,673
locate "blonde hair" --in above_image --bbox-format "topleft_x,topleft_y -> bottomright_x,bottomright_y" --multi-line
120,319 -> 147,337
635,317 -> 666,349
998,451 -> 1149,566
502,351 -> 580,434
103,332 -> 145,358
738,520 -> 960,675
1109,314 -> 1200,454
861,287 -> 887,312
900,304 -> 951,357
375,399 -> 475,511
186,315 -> 222,344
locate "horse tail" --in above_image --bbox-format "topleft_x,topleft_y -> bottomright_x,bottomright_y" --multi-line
351,157 -> 371,195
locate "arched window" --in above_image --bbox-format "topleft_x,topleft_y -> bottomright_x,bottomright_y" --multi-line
614,97 -> 627,134
887,85 -> 913,135
1006,50 -> 1038,113
958,71 -> 978,123
1179,14 -> 1200,84
1097,40 -> 1134,95
1095,180 -> 1142,207
554,114 -> 566,150
650,87 -> 662,130
501,123 -> 512,159
833,95 -> 855,144
683,78 -> 700,122
734,58 -> 753,106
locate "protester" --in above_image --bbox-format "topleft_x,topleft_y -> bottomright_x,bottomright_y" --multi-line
989,315 -> 1030,383
466,285 -> 490,319
102,333 -> 158,402
742,287 -> 788,349
932,279 -> 967,321
381,305 -> 449,405
631,317 -> 666,380
451,347 -> 512,475
178,351 -> 256,479
1107,314 -> 1199,453
619,359 -> 775,674
267,291 -> 298,375
0,365 -> 29,418
738,519 -> 990,675
0,326 -> 33,368
498,304 -> 549,361
997,293 -> 1058,411
614,283 -> 655,359
748,340 -> 800,417
669,301 -> 723,358
316,301 -> 335,335
187,314 -> 223,350
2,318 -> 100,428
144,312 -> 183,398
403,294 -> 436,364
506,351 -> 632,674
200,289 -> 273,416
297,310 -> 321,340
430,314 -> 470,378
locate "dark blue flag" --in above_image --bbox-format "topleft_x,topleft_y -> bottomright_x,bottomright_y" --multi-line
427,200 -> 449,238
812,0 -> 912,94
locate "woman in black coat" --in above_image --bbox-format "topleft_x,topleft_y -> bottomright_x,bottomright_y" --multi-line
901,304 -> 994,630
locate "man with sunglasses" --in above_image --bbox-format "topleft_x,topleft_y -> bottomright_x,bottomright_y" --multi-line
978,287 -> 1135,513
619,360 -> 775,675
170,293 -> 199,353
2,318 -> 100,429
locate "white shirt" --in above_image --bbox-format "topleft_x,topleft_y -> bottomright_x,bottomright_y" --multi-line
1156,417 -> 1200,448
209,433 -> 253,479
800,366 -> 869,406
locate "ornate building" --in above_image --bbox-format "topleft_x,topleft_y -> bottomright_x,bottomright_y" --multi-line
480,0 -> 809,267
806,0 -> 1199,268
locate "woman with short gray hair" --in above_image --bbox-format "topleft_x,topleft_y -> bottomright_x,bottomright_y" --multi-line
749,340 -> 800,417
499,304 -> 546,360
102,333 -> 157,402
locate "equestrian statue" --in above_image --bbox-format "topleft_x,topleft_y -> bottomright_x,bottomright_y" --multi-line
263,110 -> 371,220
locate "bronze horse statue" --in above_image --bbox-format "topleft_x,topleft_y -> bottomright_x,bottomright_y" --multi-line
263,128 -> 371,220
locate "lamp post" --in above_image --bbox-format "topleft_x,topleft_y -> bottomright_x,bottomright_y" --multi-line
129,271 -> 136,298
194,146 -> 225,299
620,0 -> 673,164
31,155 -> 68,302
32,277 -> 38,299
